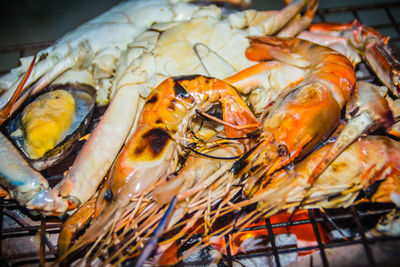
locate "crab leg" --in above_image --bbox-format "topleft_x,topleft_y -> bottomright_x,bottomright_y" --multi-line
0,55 -> 36,124
57,86 -> 140,207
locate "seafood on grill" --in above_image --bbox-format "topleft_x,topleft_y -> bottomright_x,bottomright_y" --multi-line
57,75 -> 258,262
1,0 -> 249,216
57,30 -> 400,267
55,0 -> 317,216
0,0 -> 315,216
59,34 -> 359,263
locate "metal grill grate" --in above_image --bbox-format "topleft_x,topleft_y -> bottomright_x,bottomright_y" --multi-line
1,1 -> 400,266
214,204 -> 400,267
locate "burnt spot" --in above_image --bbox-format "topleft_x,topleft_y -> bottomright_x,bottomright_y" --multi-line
146,94 -> 158,104
173,75 -> 201,82
231,158 -> 248,175
134,145 -> 145,156
155,119 -> 163,124
142,128 -> 171,157
230,144 -> 260,174
331,162 -> 348,173
173,82 -> 190,99
168,99 -> 177,111
348,106 -> 360,117
364,180 -> 384,199
250,164 -> 260,173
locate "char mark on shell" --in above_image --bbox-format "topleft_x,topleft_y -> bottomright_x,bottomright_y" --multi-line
146,94 -> 158,104
172,75 -> 202,82
141,128 -> 171,157
231,143 -> 261,175
173,82 -> 191,99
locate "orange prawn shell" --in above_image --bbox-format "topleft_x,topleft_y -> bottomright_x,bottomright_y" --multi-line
265,84 -> 340,158
110,75 -> 258,197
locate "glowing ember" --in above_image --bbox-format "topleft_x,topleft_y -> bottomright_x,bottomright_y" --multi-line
210,210 -> 331,256
155,210 -> 331,265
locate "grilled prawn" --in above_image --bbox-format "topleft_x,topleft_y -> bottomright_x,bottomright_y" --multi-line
58,75 -> 257,260
297,20 -> 400,137
230,36 -> 356,196
253,135 -> 400,214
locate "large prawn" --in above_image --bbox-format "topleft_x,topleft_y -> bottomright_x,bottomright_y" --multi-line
251,135 -> 400,216
58,75 -> 258,262
229,36 -> 356,196
202,134 -> 400,242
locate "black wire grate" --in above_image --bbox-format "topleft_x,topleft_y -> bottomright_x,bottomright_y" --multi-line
1,1 -> 400,266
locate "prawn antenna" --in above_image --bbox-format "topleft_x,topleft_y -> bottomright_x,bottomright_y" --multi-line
134,196 -> 177,267
186,146 -> 241,160
216,129 -> 261,140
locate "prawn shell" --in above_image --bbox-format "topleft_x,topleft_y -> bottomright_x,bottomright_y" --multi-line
4,83 -> 96,171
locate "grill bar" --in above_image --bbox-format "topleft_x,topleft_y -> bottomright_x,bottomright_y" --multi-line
350,206 -> 376,265
265,218 -> 282,267
308,209 -> 329,267
384,7 -> 400,36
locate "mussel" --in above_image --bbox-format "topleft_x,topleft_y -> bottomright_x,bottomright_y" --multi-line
4,83 -> 96,171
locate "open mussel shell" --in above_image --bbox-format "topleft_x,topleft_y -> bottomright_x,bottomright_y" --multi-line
5,83 -> 96,171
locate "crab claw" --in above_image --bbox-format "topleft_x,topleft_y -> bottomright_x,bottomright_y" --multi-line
26,188 -> 79,216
